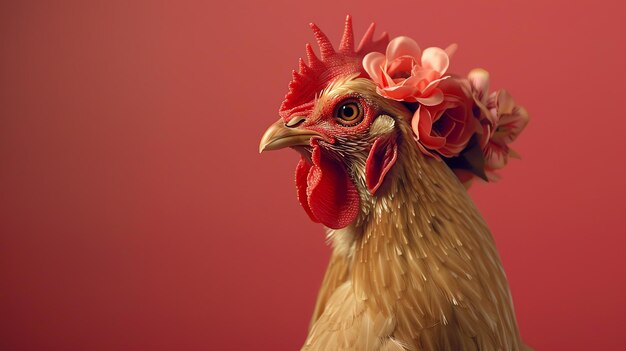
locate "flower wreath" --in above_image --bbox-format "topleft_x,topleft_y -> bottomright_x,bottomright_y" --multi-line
363,35 -> 529,186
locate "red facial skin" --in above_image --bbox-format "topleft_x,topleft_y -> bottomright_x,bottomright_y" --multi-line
292,93 -> 398,229
297,93 -> 380,142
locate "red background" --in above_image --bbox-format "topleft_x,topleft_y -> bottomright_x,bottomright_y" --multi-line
1,1 -> 625,350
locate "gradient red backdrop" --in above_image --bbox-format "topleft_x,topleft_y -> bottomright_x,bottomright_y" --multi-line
1,1 -> 625,350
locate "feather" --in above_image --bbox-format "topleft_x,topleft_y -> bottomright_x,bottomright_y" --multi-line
304,113 -> 525,350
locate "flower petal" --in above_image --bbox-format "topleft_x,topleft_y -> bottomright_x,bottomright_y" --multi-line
484,141 -> 508,169
421,76 -> 449,96
413,106 -> 446,152
380,84 -> 417,101
445,43 -> 458,57
411,106 -> 426,138
415,89 -> 444,106
386,36 -> 421,62
495,90 -> 516,115
493,106 -> 530,144
468,68 -> 490,102
413,68 -> 440,85
362,52 -> 386,84
380,67 -> 397,88
421,47 -> 450,75
387,56 -> 416,78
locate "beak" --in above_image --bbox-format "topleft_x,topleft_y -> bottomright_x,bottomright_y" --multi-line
259,118 -> 322,153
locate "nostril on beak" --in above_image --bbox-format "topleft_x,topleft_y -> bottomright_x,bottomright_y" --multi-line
286,116 -> 306,128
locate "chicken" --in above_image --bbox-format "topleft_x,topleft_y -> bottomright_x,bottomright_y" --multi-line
259,16 -> 529,351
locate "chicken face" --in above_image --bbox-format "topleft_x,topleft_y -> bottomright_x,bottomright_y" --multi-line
259,16 -> 396,229
260,76 -> 406,229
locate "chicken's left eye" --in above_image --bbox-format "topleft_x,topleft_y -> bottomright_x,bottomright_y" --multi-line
335,100 -> 363,126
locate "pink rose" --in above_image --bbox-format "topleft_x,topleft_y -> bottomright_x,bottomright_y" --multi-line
362,36 -> 456,106
412,77 -> 479,158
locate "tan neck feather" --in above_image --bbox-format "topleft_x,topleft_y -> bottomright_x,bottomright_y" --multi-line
330,121 -> 523,349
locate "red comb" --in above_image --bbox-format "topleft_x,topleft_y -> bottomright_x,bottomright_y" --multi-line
279,15 -> 389,121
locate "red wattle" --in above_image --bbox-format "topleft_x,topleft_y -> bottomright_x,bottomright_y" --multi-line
295,156 -> 318,223
298,144 -> 359,229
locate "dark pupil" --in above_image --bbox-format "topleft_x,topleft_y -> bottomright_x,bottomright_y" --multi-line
342,105 -> 355,118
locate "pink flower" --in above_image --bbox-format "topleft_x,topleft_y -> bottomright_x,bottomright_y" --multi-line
411,77 -> 479,158
363,36 -> 456,106
467,68 -> 529,178
482,90 -> 529,171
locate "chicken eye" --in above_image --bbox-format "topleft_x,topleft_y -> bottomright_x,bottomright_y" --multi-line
335,100 -> 363,126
